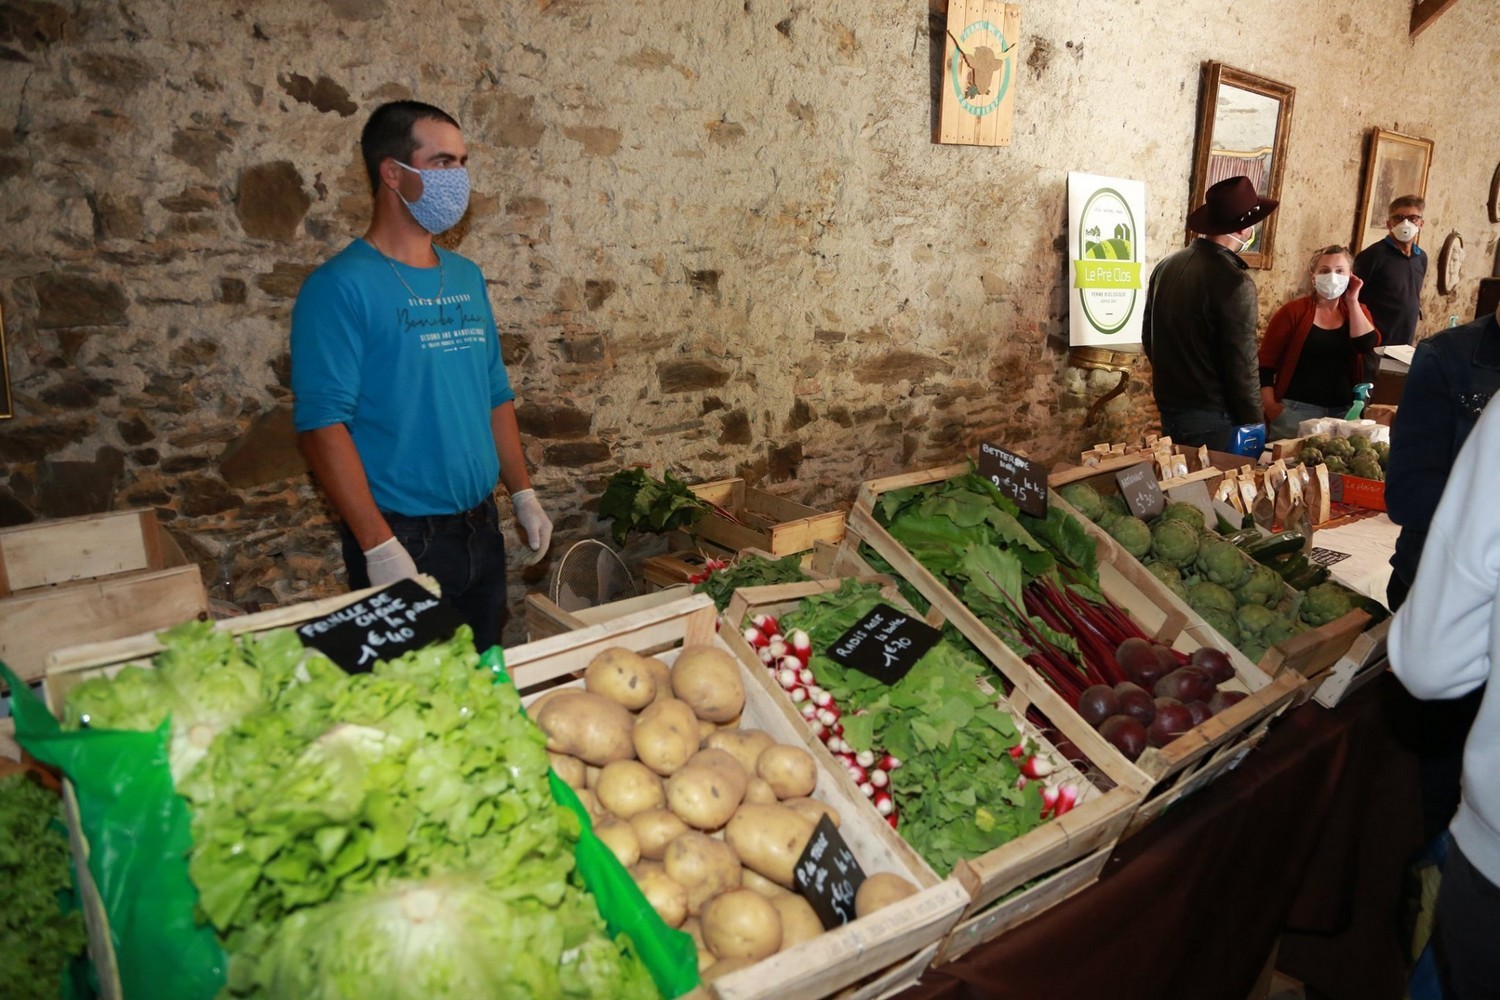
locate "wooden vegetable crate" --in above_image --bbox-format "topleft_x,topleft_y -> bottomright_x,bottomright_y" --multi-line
1311,617 -> 1390,708
720,579 -> 1140,964
0,509 -> 207,761
848,462 -> 1306,836
502,592 -> 970,1000
1048,461 -> 1372,693
39,583 -> 457,999
687,478 -> 847,557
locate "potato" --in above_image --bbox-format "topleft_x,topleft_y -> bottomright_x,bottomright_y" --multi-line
638,657 -> 672,703
548,752 -> 587,790
672,645 -> 745,722
629,861 -> 689,928
595,760 -> 665,820
574,787 -> 603,821
702,888 -> 782,961
704,728 -> 775,776
630,808 -> 689,861
595,818 -> 642,867
725,804 -> 815,888
584,764 -> 602,788
666,749 -> 748,830
585,647 -> 659,710
663,831 -> 742,914
854,872 -> 919,918
772,893 -> 823,950
535,691 -> 635,765
526,686 -> 570,718
633,698 -> 700,776
743,777 -> 778,804
782,796 -> 841,829
756,744 -> 817,799
680,918 -> 712,971
696,719 -> 718,744
740,866 -> 788,899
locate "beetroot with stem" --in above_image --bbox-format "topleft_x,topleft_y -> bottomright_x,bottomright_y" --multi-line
1148,698 -> 1194,747
1113,682 -> 1156,727
1100,715 -> 1148,761
1190,647 -> 1236,684
1078,684 -> 1121,727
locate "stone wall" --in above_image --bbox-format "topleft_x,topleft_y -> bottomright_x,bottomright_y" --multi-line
2,0 -> 1497,640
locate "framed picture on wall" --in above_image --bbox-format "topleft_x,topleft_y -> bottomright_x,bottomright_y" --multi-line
1353,128 -> 1433,254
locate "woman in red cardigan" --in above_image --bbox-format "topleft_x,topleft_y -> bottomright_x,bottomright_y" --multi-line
1259,245 -> 1381,441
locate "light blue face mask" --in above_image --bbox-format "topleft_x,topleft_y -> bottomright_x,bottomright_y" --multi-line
394,160 -> 470,234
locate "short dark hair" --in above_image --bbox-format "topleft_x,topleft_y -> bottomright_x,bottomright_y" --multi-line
1388,194 -> 1425,215
360,101 -> 461,193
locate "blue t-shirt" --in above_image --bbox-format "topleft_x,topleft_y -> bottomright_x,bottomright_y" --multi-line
291,239 -> 515,516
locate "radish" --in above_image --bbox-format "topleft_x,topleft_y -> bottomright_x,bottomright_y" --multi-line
1055,784 -> 1080,817
870,768 -> 889,788
817,705 -> 841,727
873,790 -> 895,816
859,781 -> 875,798
788,629 -> 812,663
1040,785 -> 1061,817
846,762 -> 868,784
757,647 -> 775,666
776,668 -> 800,690
767,639 -> 788,660
788,686 -> 809,704
752,613 -> 780,636
834,752 -> 856,770
807,719 -> 826,739
797,667 -> 815,687
1008,743 -> 1026,759
798,701 -> 818,720
809,687 -> 833,708
878,754 -> 903,772
855,750 -> 876,768
743,626 -> 769,649
884,809 -> 900,829
1020,755 -> 1055,780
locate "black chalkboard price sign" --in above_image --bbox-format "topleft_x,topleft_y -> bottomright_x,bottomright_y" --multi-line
827,603 -> 941,685
1115,461 -> 1166,520
793,815 -> 868,929
295,578 -> 468,674
977,442 -> 1049,517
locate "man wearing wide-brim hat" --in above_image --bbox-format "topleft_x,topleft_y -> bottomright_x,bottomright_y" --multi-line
1143,175 -> 1280,451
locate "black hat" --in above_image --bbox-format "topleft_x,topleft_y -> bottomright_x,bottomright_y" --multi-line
1186,176 -> 1280,236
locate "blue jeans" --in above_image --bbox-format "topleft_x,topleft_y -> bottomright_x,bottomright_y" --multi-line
1159,407 -> 1235,452
340,497 -> 508,650
1269,398 -> 1345,442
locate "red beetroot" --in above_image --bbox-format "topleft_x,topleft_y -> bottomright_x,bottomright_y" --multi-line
1154,666 -> 1216,704
1113,682 -> 1156,727
1148,698 -> 1194,747
1190,647 -> 1236,684
1100,715 -> 1148,761
1207,689 -> 1248,714
1183,700 -> 1213,727
1117,638 -> 1169,688
1078,684 -> 1121,727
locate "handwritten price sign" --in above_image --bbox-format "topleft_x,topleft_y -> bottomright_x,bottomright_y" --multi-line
827,603 -> 941,685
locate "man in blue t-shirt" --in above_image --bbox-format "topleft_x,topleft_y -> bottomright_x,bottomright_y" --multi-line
291,101 -> 552,647
1353,194 -> 1428,347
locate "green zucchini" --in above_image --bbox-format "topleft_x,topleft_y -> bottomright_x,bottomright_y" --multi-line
1224,527 -> 1265,549
1245,531 -> 1306,563
1285,565 -> 1330,590
1269,553 -> 1310,581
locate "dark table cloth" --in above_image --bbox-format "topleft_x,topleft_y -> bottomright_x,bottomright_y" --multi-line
898,674 -> 1422,1000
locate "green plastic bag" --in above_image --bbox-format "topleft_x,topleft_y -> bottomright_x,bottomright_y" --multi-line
484,647 -> 700,999
1,662 -> 227,999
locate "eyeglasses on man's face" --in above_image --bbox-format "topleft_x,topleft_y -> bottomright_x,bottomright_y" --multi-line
1390,213 -> 1423,224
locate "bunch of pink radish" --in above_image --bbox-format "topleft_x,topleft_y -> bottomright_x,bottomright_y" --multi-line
1008,743 -> 1080,819
742,613 -> 904,828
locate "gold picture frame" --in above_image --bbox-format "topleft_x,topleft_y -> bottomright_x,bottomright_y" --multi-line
1353,128 -> 1433,255
1187,62 -> 1296,270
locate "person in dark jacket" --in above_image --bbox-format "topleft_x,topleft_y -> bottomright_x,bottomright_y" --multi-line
1385,305 -> 1500,846
1354,194 -> 1428,348
1143,176 -> 1279,451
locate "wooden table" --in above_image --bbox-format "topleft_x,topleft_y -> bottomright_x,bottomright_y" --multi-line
897,675 -> 1423,1000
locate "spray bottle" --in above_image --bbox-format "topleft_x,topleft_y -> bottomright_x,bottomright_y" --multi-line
1344,382 -> 1374,421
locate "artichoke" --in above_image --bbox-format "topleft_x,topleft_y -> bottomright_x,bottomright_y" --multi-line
1150,518 -> 1201,569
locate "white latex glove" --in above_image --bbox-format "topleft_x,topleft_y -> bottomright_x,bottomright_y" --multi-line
511,488 -> 553,566
363,536 -> 419,587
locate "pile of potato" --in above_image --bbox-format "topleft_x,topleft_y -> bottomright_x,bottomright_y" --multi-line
530,642 -> 921,981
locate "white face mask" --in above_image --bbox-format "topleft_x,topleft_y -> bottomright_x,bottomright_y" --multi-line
1314,272 -> 1350,299
1391,220 -> 1420,243
1226,229 -> 1256,254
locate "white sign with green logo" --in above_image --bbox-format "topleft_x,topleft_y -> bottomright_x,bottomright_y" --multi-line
1068,172 -> 1146,348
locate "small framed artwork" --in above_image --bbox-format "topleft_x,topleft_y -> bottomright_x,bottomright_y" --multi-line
1437,232 -> 1465,296
1353,128 -> 1433,254
0,301 -> 11,421
1488,161 -> 1499,225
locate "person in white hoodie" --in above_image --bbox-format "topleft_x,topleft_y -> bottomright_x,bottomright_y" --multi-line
1390,396 -> 1500,999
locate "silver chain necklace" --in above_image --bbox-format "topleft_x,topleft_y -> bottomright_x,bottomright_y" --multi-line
370,240 -> 444,303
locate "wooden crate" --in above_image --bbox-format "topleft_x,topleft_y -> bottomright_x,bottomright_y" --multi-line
1046,463 -> 1372,691
688,479 -> 847,557
501,593 -> 970,1000
39,582 -> 444,1000
849,463 -> 1306,835
1311,617 -> 1390,708
525,587 -> 693,643
0,509 -> 207,701
720,579 -> 1141,965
